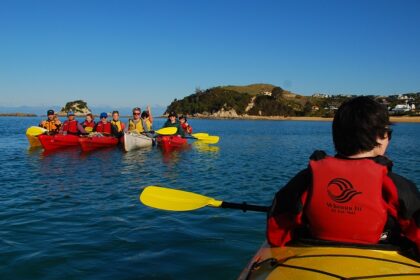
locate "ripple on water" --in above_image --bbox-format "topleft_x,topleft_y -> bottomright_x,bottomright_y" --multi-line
0,118 -> 418,279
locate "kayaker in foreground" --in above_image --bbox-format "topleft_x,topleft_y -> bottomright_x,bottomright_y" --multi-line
179,115 -> 193,135
39,109 -> 61,134
126,107 -> 144,134
60,111 -> 87,135
81,113 -> 95,133
267,96 -> 419,257
111,110 -> 125,138
162,111 -> 184,137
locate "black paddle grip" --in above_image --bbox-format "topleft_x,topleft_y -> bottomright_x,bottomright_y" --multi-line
221,201 -> 269,213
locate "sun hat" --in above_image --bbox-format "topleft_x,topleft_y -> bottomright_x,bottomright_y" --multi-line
47,109 -> 54,115
100,112 -> 108,118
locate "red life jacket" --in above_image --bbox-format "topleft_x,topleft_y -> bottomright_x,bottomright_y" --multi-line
82,120 -> 95,128
306,156 -> 388,244
181,123 -> 192,134
62,120 -> 79,134
95,121 -> 112,134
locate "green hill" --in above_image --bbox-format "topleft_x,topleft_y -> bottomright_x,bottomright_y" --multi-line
165,85 -> 420,118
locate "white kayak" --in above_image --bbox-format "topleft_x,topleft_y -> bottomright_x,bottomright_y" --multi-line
123,132 -> 153,152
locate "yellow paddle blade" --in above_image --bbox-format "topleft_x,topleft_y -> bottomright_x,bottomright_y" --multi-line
199,136 -> 219,144
155,127 -> 177,135
191,133 -> 209,139
140,186 -> 223,211
26,126 -> 47,136
84,127 -> 93,133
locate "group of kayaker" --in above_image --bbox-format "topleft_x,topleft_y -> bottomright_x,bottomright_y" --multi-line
38,107 -> 193,138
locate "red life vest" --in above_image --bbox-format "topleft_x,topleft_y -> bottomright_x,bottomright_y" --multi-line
181,123 -> 192,134
95,121 -> 112,134
62,120 -> 79,134
82,120 -> 95,129
306,156 -> 388,244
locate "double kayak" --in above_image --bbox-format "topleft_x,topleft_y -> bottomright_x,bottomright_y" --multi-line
79,136 -> 119,152
38,134 -> 80,151
156,135 -> 188,150
239,242 -> 420,279
124,132 -> 153,152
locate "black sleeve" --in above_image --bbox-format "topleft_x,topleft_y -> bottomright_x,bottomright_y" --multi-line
388,172 -> 420,226
270,168 -> 312,216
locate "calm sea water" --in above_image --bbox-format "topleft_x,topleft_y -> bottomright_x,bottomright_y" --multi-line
0,117 -> 418,279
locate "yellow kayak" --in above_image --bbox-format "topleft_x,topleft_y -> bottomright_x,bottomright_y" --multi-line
26,133 -> 42,147
26,126 -> 47,147
239,242 -> 420,279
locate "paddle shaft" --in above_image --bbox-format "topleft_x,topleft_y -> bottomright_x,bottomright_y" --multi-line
221,201 -> 269,212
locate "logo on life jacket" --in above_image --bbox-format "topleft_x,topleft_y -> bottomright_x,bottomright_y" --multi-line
327,178 -> 362,203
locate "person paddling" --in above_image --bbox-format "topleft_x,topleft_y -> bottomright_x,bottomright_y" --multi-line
179,115 -> 192,135
81,113 -> 95,133
111,110 -> 125,138
39,109 -> 61,134
162,111 -> 184,137
267,96 -> 419,257
60,111 -> 86,135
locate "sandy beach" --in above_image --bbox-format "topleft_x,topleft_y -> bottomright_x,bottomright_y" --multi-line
187,115 -> 420,123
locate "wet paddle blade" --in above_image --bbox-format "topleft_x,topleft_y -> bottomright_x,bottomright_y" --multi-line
155,127 -> 177,135
191,133 -> 209,139
26,126 -> 47,136
140,186 -> 223,211
200,136 -> 219,144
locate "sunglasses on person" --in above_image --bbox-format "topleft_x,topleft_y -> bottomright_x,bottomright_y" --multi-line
133,112 -> 141,115
101,116 -> 107,119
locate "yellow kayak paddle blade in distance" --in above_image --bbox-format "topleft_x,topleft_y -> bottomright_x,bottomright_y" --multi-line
191,133 -> 209,139
199,135 -> 219,144
155,127 -> 177,135
26,126 -> 48,136
140,186 -> 223,211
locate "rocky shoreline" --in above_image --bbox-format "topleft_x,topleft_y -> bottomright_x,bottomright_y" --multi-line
162,114 -> 420,123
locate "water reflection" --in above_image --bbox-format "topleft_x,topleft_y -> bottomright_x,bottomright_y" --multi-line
192,141 -> 220,153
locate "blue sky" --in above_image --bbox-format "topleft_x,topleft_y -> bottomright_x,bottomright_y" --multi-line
1,0 -> 419,108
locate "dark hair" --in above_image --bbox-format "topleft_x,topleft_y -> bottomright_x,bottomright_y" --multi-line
332,96 -> 391,156
112,110 -> 119,115
141,111 -> 149,119
179,115 -> 187,121
86,113 -> 93,118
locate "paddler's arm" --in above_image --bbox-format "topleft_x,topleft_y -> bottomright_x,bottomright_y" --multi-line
386,172 -> 420,256
267,168 -> 311,247
147,105 -> 153,124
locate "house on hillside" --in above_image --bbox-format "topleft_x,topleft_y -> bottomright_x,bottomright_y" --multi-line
391,104 -> 414,113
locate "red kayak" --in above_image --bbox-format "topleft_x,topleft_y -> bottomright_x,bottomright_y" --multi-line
156,135 -> 188,150
79,136 -> 119,152
38,134 -> 80,151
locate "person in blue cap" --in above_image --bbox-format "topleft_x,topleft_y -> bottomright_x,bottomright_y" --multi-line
39,109 -> 61,134
60,111 -> 87,135
94,112 -> 118,136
